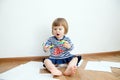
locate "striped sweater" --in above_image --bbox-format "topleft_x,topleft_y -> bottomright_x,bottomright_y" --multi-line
44,36 -> 74,59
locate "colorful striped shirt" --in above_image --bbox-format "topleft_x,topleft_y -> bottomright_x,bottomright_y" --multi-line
45,36 -> 74,59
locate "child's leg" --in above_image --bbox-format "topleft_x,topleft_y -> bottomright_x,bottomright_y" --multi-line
44,59 -> 62,76
63,57 -> 78,76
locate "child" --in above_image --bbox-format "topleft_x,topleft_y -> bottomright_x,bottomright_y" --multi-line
43,18 -> 81,76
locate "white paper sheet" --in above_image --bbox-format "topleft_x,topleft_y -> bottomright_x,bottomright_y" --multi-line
85,61 -> 112,72
101,61 -> 120,68
0,61 -> 57,80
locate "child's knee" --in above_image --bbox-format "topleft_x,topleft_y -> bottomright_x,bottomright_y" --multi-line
44,58 -> 50,63
73,57 -> 78,61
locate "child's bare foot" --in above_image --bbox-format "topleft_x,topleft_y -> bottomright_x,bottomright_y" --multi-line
50,68 -> 62,76
63,66 -> 77,76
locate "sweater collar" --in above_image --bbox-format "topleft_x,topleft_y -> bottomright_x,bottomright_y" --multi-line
54,36 -> 65,41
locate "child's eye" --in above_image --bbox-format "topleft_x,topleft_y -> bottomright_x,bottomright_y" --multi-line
59,28 -> 62,30
54,28 -> 57,30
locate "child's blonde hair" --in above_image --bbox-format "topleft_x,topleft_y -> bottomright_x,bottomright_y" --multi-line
52,18 -> 68,34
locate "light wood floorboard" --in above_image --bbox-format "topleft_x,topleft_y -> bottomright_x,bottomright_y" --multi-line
0,53 -> 120,80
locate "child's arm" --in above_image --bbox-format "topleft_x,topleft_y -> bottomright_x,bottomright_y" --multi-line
43,45 -> 50,52
43,37 -> 54,52
62,37 -> 74,51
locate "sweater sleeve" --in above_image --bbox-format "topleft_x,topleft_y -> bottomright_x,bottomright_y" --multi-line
65,37 -> 74,51
45,37 -> 52,47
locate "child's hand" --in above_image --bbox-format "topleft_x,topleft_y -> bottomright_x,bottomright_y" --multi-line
43,46 -> 50,52
63,41 -> 71,49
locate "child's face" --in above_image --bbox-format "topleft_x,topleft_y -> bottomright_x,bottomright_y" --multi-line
52,26 -> 65,39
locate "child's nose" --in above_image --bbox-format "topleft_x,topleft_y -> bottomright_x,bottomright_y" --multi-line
57,29 -> 60,32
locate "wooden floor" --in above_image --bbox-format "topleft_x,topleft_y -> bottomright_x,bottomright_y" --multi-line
0,52 -> 120,80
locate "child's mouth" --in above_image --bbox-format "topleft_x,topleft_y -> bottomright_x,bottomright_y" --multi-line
57,34 -> 60,36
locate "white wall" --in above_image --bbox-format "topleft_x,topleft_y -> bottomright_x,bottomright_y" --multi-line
0,0 -> 120,58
